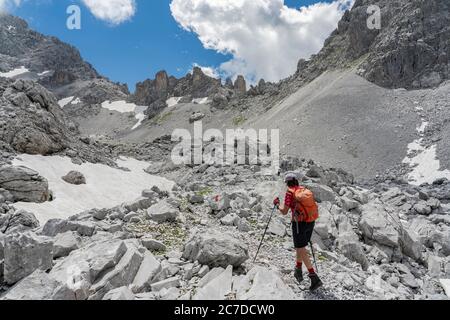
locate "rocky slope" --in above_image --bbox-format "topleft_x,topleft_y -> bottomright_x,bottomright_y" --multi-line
1,155 -> 449,300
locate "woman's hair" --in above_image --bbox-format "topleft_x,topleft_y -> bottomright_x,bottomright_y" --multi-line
287,178 -> 299,188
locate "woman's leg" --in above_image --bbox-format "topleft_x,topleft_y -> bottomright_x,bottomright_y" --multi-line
297,247 -> 313,270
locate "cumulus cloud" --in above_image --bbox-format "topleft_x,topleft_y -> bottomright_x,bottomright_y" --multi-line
0,0 -> 22,13
170,0 -> 354,83
0,0 -> 136,25
81,0 -> 136,25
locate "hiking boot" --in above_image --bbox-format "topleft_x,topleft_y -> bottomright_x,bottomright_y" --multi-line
309,273 -> 323,291
294,268 -> 304,284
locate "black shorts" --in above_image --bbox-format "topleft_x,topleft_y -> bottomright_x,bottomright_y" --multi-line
292,221 -> 315,249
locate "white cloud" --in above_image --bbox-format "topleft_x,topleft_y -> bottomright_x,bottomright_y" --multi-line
0,0 -> 21,12
81,0 -> 136,25
170,0 -> 354,83
0,0 -> 136,25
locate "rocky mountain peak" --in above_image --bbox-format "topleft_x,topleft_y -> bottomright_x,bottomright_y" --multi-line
293,0 -> 450,89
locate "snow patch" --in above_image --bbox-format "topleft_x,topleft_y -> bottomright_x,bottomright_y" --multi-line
58,96 -> 74,108
403,121 -> 450,185
193,97 -> 209,105
12,155 -> 175,224
166,97 -> 182,108
101,100 -> 148,130
71,97 -> 81,105
37,70 -> 52,77
0,66 -> 29,78
102,100 -> 137,113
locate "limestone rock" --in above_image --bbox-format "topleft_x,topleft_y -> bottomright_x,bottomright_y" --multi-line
183,231 -> 249,268
4,231 -> 53,285
62,171 -> 86,185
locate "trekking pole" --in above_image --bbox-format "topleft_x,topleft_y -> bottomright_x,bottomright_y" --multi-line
310,241 -> 319,274
253,205 -> 277,264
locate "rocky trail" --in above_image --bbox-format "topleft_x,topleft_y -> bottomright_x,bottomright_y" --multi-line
1,149 -> 450,300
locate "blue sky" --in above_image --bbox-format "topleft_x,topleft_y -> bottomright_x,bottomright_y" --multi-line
8,0 -> 344,91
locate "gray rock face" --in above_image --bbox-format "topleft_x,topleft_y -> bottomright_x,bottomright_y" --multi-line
0,209 -> 39,234
4,232 -> 53,285
42,219 -> 96,237
103,286 -> 135,301
49,239 -> 128,300
62,171 -> 86,185
359,202 -> 400,249
233,75 -> 247,95
146,200 -> 179,223
131,251 -> 161,293
183,231 -> 249,268
88,240 -> 144,300
235,266 -> 296,300
194,265 -> 233,300
132,67 -> 221,115
304,183 -> 336,203
337,217 -> 369,270
0,165 -> 51,203
141,237 -> 167,252
1,270 -> 73,300
150,277 -> 181,292
0,79 -> 72,155
292,0 -> 449,89
53,231 -> 81,258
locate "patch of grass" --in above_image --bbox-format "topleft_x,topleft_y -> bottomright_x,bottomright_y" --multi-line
196,187 -> 213,197
155,111 -> 173,124
126,221 -> 187,251
318,254 -> 328,262
232,115 -> 247,126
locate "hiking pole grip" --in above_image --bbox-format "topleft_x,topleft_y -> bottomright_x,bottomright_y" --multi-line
253,205 -> 277,264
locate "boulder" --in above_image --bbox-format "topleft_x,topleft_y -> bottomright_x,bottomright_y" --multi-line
150,277 -> 181,292
131,251 -> 162,293
193,265 -> 233,300
2,209 -> 39,233
141,237 -> 167,252
336,218 -> 369,270
103,287 -> 135,301
189,112 -> 205,123
359,202 -> 399,248
0,165 -> 51,203
398,227 -> 423,261
91,209 -> 108,221
268,218 -> 286,237
430,225 -> 450,256
123,197 -> 156,213
61,171 -> 86,185
235,266 -> 296,300
53,231 -> 81,259
88,240 -> 144,300
183,231 -> 249,268
146,200 -> 179,223
198,267 -> 224,288
1,270 -> 73,300
4,232 -> 53,285
414,201 -> 432,215
340,196 -> 360,211
42,219 -> 96,237
49,239 -> 128,300
304,183 -> 336,203
220,213 -> 240,227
